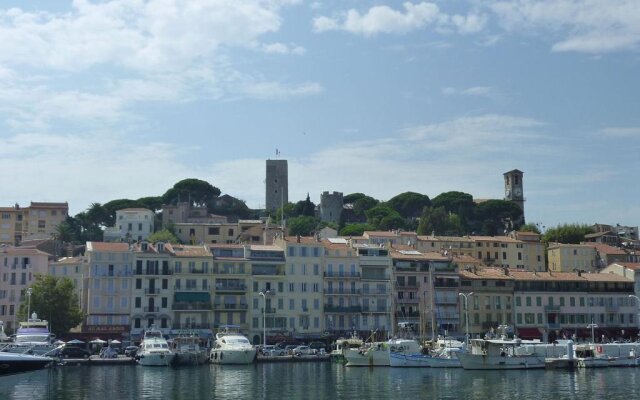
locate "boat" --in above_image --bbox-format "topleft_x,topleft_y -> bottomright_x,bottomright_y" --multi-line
0,321 -> 9,342
344,338 -> 422,367
209,325 -> 256,365
389,345 -> 462,368
330,331 -> 363,363
456,336 -> 546,370
574,343 -> 639,368
0,347 -> 53,376
136,327 -> 175,366
6,313 -> 57,355
172,332 -> 208,366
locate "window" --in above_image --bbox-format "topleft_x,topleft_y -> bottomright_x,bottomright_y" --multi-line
38,220 -> 46,229
289,299 -> 295,310
209,227 -> 220,235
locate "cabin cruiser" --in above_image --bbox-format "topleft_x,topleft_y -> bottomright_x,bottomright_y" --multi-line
0,347 -> 53,376
136,327 -> 175,366
330,331 -> 363,363
209,326 -> 256,365
172,332 -> 208,366
456,336 -> 545,370
6,313 -> 57,355
344,338 -> 422,367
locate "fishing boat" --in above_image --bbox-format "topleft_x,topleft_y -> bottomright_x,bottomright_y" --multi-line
344,338 -> 422,367
389,345 -> 462,368
330,331 -> 363,363
456,336 -> 546,370
209,325 -> 256,365
136,326 -> 175,366
172,332 -> 208,366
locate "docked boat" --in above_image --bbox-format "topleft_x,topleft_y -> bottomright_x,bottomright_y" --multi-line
136,327 -> 175,366
456,337 -> 545,370
6,313 -> 57,355
390,346 -> 462,368
209,326 -> 256,365
574,344 -> 639,368
0,348 -> 53,376
172,332 -> 208,366
344,338 -> 422,367
330,331 -> 363,363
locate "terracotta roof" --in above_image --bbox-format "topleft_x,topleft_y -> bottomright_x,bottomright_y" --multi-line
471,236 -> 521,243
282,236 -> 322,245
251,245 -> 284,252
170,245 -> 211,257
459,267 -> 514,280
0,247 -> 52,256
416,235 -> 475,242
516,231 -> 540,236
87,242 -> 130,252
581,272 -> 633,283
209,244 -> 244,249
29,202 -> 68,209
584,243 -> 628,255
610,262 -> 640,270
364,231 -> 401,238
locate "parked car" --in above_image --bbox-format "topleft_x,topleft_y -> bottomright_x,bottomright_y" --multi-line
284,345 -> 299,355
99,346 -> 119,358
124,346 -> 139,358
261,345 -> 285,356
293,345 -> 315,356
309,342 -> 327,352
59,346 -> 91,359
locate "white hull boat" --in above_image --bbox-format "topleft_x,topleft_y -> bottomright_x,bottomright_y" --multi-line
345,338 -> 422,367
137,327 -> 175,367
209,326 -> 256,365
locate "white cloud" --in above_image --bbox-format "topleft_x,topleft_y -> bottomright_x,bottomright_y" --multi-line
260,42 -> 306,55
442,86 -> 498,98
489,0 -> 640,53
600,127 -> 640,138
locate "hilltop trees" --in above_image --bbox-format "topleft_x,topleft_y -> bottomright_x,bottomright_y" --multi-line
162,178 -> 221,206
542,224 -> 594,244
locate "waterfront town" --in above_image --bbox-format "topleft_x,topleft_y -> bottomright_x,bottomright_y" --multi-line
1,163 -> 639,350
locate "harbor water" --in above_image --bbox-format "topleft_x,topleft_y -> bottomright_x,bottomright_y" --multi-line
3,363 -> 640,400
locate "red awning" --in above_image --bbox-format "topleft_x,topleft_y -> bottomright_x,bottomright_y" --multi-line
517,327 -> 542,339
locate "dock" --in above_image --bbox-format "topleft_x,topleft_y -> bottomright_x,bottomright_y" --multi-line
58,356 -> 136,366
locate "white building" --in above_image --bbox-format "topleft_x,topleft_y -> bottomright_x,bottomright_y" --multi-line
104,208 -> 155,242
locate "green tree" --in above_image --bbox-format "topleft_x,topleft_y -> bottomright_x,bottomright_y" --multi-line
287,216 -> 318,236
520,223 -> 542,234
162,178 -> 221,207
417,206 -> 449,235
543,224 -> 594,244
339,223 -> 376,236
431,191 -> 475,214
352,196 -> 379,219
293,194 -> 316,217
386,192 -> 431,218
343,193 -> 368,204
473,200 -> 524,234
364,204 -> 402,230
136,196 -> 164,212
19,276 -> 83,337
147,229 -> 180,244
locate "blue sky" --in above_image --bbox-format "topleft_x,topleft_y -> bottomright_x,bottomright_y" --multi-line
0,0 -> 638,229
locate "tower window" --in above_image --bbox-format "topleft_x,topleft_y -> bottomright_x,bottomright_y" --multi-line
515,176 -> 519,185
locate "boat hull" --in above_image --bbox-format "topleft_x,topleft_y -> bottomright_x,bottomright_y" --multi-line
344,348 -> 389,367
456,352 -> 545,370
0,353 -> 53,376
174,351 -> 209,366
137,352 -> 175,366
210,349 -> 256,365
389,352 -> 461,368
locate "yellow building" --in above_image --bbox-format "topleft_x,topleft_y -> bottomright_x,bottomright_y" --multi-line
547,243 -> 597,272
0,202 -> 68,245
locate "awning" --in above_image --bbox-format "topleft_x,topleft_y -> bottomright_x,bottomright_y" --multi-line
517,327 -> 542,339
174,292 -> 210,302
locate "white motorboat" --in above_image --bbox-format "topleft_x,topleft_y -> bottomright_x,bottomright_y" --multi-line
389,346 -> 462,368
136,327 -> 175,366
6,313 -> 57,355
456,337 -> 545,370
344,338 -> 422,367
0,348 -> 53,376
209,326 -> 256,365
330,331 -> 363,363
574,344 -> 639,368
172,332 -> 208,366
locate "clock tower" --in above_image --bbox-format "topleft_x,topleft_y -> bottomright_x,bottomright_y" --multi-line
503,169 -> 525,223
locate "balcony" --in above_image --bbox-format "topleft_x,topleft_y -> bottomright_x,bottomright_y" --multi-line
212,268 -> 247,275
324,271 -> 360,278
397,297 -> 420,304
144,288 -> 160,295
544,305 -> 560,312
605,304 -> 620,312
324,288 -> 361,295
144,306 -> 159,313
434,297 -> 458,305
361,273 -> 390,281
396,311 -> 420,318
361,289 -> 388,295
264,307 -> 277,314
324,305 -> 362,313
172,302 -> 212,311
361,307 -> 389,313
173,286 -> 209,292
213,303 -> 248,311
215,284 -> 247,292
171,323 -> 211,330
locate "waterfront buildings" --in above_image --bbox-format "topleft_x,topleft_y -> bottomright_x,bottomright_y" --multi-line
547,243 -> 598,272
103,208 -> 155,242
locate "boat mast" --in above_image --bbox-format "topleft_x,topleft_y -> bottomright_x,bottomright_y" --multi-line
430,269 -> 435,341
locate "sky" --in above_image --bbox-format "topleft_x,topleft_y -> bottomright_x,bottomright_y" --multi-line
0,0 -> 639,230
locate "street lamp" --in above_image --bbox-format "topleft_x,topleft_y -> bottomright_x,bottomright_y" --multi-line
26,287 -> 33,321
259,290 -> 271,348
458,292 -> 474,347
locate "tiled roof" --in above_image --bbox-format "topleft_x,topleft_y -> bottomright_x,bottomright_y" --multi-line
585,243 -> 628,255
471,236 -> 521,243
282,236 -> 322,245
364,231 -> 401,238
0,247 -> 52,257
29,202 -> 68,209
459,267 -> 513,280
610,262 -> 640,270
170,245 -> 211,257
87,242 -> 130,252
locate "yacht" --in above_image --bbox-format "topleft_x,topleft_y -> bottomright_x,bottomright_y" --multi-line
456,337 -> 545,370
330,331 -> 363,363
7,313 -> 57,355
344,338 -> 422,367
136,327 -> 175,366
0,346 -> 53,376
209,326 -> 256,365
172,332 -> 208,366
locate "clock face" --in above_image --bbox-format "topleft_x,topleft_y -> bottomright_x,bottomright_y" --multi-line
514,188 -> 522,196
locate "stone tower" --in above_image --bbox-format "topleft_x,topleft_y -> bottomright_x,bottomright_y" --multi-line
319,191 -> 343,225
265,159 -> 288,212
503,169 -> 525,224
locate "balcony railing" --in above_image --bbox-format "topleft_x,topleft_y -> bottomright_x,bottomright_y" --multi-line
397,298 -> 420,304
361,307 -> 390,313
143,306 -> 159,313
544,305 -> 560,312
324,271 -> 361,278
171,323 -> 211,330
172,302 -> 212,311
144,288 -> 160,295
324,305 -> 362,313
264,307 -> 277,314
324,289 -> 361,295
173,286 -> 209,292
215,284 -> 247,292
213,303 -> 248,310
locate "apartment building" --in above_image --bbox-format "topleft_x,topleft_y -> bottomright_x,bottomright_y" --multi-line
103,208 -> 155,242
547,243 -> 597,272
0,202 -> 68,245
211,244 -> 250,335
0,246 -> 52,332
48,256 -> 87,317
355,243 -> 393,339
84,242 -> 133,341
